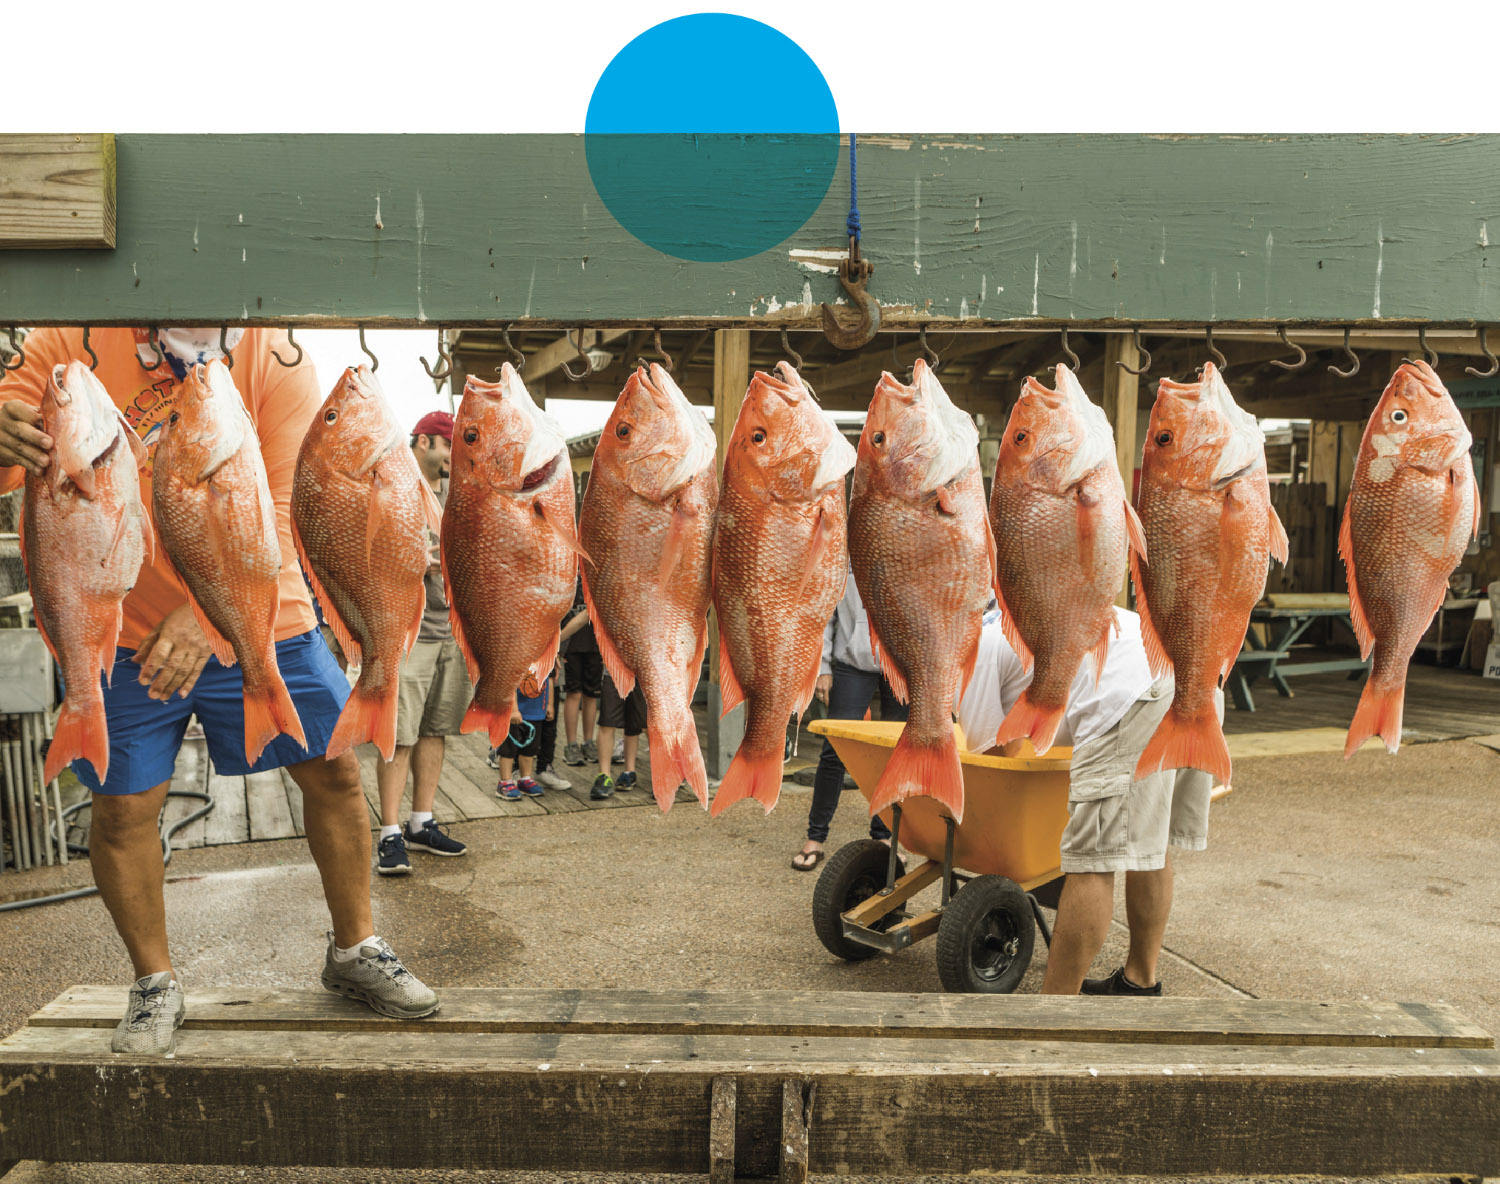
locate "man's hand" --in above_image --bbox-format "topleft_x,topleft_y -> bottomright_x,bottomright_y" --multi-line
815,674 -> 832,706
134,604 -> 213,701
0,400 -> 53,476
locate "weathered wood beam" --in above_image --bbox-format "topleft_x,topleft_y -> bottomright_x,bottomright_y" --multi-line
0,134 -> 115,249
810,334 -> 1012,394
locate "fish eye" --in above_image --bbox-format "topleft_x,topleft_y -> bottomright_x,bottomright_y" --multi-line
751,428 -> 767,445
168,411 -> 179,425
616,423 -> 631,440
872,431 -> 885,446
1156,430 -> 1173,446
324,409 -> 338,424
1013,430 -> 1027,446
463,427 -> 478,445
1391,408 -> 1408,424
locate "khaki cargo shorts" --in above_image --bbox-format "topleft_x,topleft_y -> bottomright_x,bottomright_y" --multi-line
395,636 -> 474,747
1059,678 -> 1221,874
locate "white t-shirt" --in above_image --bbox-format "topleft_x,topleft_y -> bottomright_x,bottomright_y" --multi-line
957,608 -> 1159,752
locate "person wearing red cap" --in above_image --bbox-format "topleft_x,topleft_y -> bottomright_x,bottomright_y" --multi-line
371,410 -> 471,875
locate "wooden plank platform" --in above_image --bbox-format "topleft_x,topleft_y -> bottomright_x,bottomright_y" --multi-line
2,988 -> 1496,1179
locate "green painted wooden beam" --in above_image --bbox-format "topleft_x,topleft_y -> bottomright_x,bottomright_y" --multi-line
1,134 -> 1498,327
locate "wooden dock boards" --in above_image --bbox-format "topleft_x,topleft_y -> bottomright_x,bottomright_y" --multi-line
2,988 -> 1496,1179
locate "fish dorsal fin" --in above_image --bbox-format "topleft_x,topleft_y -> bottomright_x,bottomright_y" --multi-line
866,616 -> 910,705
1268,504 -> 1290,566
1338,498 -> 1375,661
581,565 -> 636,697
1130,549 -> 1173,680
293,514 -> 362,667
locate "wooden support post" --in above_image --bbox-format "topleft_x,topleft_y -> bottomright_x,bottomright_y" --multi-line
779,1079 -> 811,1184
707,330 -> 750,780
708,1077 -> 736,1184
0,134 -> 116,249
1101,335 -> 1141,606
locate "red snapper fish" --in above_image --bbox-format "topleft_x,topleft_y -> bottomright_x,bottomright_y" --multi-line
1341,360 -> 1479,757
442,364 -> 582,745
151,360 -> 306,763
990,364 -> 1146,754
710,362 -> 856,817
292,365 -> 442,760
848,359 -> 993,823
1132,363 -> 1287,783
22,362 -> 153,784
580,364 -> 718,811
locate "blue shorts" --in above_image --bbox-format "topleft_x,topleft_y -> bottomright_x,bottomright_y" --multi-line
72,629 -> 350,796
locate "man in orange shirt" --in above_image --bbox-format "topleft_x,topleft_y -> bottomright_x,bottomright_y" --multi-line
0,327 -> 439,1053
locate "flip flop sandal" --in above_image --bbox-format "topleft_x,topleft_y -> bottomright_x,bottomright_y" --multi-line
791,849 -> 826,872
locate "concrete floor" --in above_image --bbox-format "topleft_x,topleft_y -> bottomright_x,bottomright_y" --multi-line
2,737 -> 1498,1182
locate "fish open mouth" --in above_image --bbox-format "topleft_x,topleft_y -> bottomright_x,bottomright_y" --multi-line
521,452 -> 561,491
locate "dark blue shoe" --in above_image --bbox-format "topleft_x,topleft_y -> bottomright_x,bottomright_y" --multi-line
616,770 -> 637,791
405,819 -> 466,857
497,780 -> 521,801
376,833 -> 411,876
516,777 -> 544,798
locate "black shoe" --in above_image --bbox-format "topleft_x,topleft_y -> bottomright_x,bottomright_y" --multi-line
376,833 -> 411,876
1080,967 -> 1162,996
405,819 -> 467,857
616,770 -> 637,791
590,774 -> 615,800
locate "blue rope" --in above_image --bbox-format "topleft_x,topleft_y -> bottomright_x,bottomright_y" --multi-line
846,134 -> 860,243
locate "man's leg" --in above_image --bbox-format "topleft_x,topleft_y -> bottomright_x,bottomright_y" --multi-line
409,735 -> 445,815
1123,854 -> 1173,990
622,732 -> 638,774
582,693 -> 599,739
1041,871 -> 1116,994
89,782 -> 174,980
799,663 -> 879,862
564,690 -> 582,745
286,752 -> 374,949
375,746 -> 413,828
596,725 -> 615,779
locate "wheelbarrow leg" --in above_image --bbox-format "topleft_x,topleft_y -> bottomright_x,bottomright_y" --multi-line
1028,893 -> 1053,949
940,816 -> 957,907
881,804 -> 903,894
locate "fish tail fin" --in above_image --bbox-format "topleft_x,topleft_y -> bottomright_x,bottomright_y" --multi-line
1344,680 -> 1404,758
868,726 -> 964,825
46,695 -> 109,785
647,712 -> 708,813
995,692 -> 1066,755
326,676 -> 398,762
461,683 -> 517,749
1135,706 -> 1231,785
709,747 -> 784,818
243,673 -> 307,765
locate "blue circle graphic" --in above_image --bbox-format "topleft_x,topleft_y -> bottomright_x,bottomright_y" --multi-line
585,14 -> 841,262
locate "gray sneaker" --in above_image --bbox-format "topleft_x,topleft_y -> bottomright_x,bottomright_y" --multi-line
320,933 -> 440,1019
536,768 -> 570,790
582,739 -> 598,763
562,741 -> 585,766
111,971 -> 185,1054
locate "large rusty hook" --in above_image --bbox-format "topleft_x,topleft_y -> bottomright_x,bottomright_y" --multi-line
780,327 -> 804,370
220,327 -> 236,370
1328,327 -> 1359,378
1115,329 -> 1151,376
560,329 -> 593,382
637,328 -> 675,374
420,330 -> 453,382
820,245 -> 880,352
2,328 -> 24,373
82,327 -> 99,371
1059,327 -> 1080,370
137,329 -> 165,372
1268,326 -> 1307,371
358,326 -> 379,372
1466,327 -> 1499,379
1204,325 -> 1228,372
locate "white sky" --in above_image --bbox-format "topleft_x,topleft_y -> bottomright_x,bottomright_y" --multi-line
8,1 -> 1499,132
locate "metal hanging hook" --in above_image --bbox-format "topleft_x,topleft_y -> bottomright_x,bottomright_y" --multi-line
1328,327 -> 1360,378
419,330 -> 453,381
1204,325 -> 1228,372
2,328 -> 24,373
560,329 -> 592,382
1419,326 -> 1439,368
1465,327 -> 1499,378
137,329 -> 165,372
82,327 -> 99,371
271,327 -> 304,368
499,325 -> 526,373
820,246 -> 881,352
1059,327 -> 1080,370
780,327 -> 804,370
1269,326 -> 1308,371
220,327 -> 235,370
358,326 -> 379,372
1116,329 -> 1151,376
637,328 -> 675,374
918,325 -> 940,372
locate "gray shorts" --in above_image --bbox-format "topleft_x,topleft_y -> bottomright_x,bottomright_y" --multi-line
395,637 -> 474,747
1059,678 -> 1220,874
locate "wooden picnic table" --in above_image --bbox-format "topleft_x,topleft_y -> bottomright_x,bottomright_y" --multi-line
1228,601 -> 1369,712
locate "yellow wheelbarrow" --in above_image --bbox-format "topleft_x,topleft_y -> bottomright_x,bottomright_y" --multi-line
806,718 -> 1070,993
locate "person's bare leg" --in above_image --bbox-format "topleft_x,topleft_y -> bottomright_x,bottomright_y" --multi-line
89,782 -> 174,980
375,745 -> 412,828
1040,872 -> 1115,995
582,695 -> 598,740
286,752 -> 374,948
623,733 -> 639,775
597,725 -> 615,779
518,754 -> 536,780
409,735 -> 445,814
564,691 -> 582,745
1123,854 -> 1173,989
498,755 -> 514,781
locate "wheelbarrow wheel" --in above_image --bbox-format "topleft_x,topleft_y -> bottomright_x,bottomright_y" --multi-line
935,874 -> 1035,993
812,840 -> 906,962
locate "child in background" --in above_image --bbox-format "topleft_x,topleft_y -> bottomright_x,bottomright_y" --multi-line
532,661 -> 569,790
495,672 -> 552,800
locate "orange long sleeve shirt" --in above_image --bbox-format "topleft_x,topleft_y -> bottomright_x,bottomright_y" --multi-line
0,328 -> 322,653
